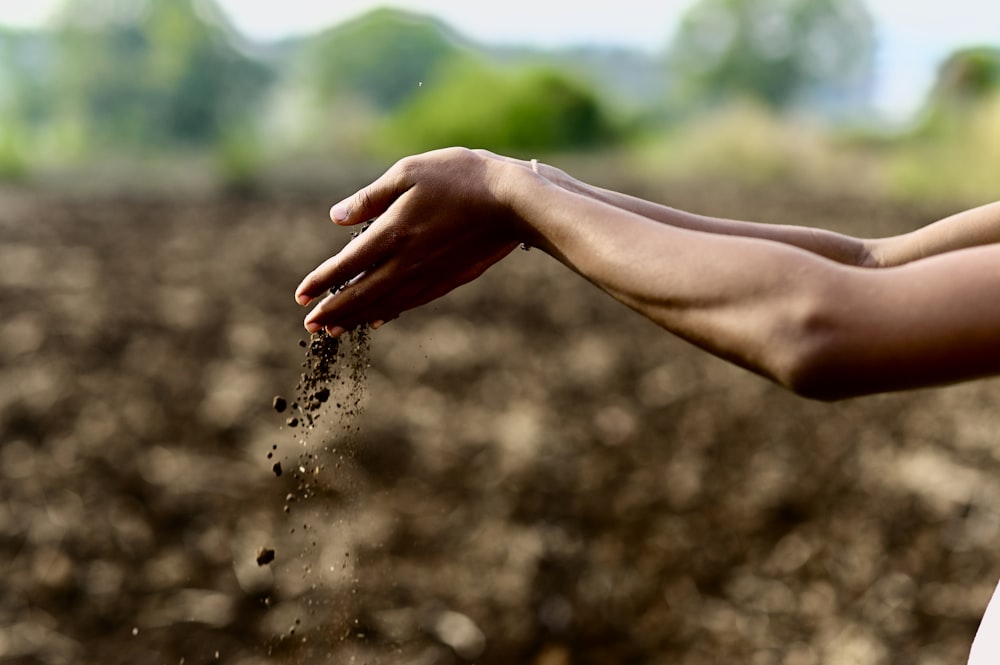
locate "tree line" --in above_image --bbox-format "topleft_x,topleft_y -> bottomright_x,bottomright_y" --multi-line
0,0 -> 997,184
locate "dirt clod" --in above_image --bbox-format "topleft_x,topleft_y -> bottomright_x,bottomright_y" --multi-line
256,547 -> 275,566
272,396 -> 287,413
272,462 -> 282,477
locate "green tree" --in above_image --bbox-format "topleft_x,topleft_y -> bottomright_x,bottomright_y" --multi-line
667,0 -> 875,114
888,46 -> 1000,202
378,58 -> 616,156
0,29 -> 56,176
299,8 -> 464,112
51,0 -> 272,152
922,47 -> 1000,123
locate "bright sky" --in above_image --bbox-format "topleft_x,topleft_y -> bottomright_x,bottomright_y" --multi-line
2,0 -> 999,120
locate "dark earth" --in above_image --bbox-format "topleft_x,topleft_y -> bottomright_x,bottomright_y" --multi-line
0,173 -> 998,665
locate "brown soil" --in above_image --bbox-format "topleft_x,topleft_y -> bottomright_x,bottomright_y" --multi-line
0,179 -> 996,665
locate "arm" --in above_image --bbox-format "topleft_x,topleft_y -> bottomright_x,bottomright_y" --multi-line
536,162 -> 1000,268
536,164 -> 878,267
295,149 -> 1000,400
513,176 -> 1000,399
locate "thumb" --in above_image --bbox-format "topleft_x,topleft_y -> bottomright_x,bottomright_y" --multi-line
330,165 -> 410,226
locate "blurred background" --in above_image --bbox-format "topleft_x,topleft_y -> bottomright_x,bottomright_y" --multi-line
1,1 -> 999,664
1,0 -> 999,198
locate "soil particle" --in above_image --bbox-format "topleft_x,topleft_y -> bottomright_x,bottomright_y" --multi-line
272,396 -> 287,413
256,547 -> 275,566
263,326 -> 371,643
284,329 -> 370,435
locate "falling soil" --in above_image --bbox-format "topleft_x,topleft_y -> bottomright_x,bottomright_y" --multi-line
256,547 -> 276,567
288,327 -> 370,438
259,326 -> 372,659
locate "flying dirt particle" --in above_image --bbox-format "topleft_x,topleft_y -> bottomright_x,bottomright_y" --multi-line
272,395 -> 287,413
131,627 -> 138,636
286,417 -> 299,428
256,547 -> 276,566
272,462 -> 283,477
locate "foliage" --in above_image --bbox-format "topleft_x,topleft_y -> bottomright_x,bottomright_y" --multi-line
50,0 -> 273,154
0,29 -> 56,131
298,8 -> 464,112
882,46 -> 1000,204
377,58 -> 618,157
1,2 -> 999,204
214,122 -> 263,191
915,47 -> 1000,136
0,125 -> 29,180
667,0 -> 875,114
630,99 -> 873,192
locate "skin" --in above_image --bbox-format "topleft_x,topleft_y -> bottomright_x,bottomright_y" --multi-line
295,147 -> 1000,401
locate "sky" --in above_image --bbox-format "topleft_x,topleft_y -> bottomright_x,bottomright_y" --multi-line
2,0 -> 999,121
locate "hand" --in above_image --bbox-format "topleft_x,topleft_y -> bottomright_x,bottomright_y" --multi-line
295,148 -> 536,335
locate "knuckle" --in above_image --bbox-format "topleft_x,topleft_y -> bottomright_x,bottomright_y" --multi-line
357,188 -> 375,215
301,276 -> 322,295
394,155 -> 421,180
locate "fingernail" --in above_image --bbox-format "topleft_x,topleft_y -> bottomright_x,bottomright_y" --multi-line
296,294 -> 312,306
370,320 -> 385,330
331,202 -> 349,222
305,320 -> 321,333
326,326 -> 345,338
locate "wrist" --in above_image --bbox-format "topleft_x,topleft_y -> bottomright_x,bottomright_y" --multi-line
498,160 -> 561,251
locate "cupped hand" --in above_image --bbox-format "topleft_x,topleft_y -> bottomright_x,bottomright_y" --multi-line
295,148 -> 536,335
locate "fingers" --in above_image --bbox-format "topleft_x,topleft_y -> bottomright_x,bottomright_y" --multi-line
304,270 -> 448,336
296,159 -> 420,305
295,234 -> 378,306
296,185 -> 421,306
329,157 -> 415,226
302,259 -> 411,333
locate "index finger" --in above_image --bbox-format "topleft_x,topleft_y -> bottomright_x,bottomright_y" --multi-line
295,161 -> 415,305
328,156 -> 417,227
294,218 -> 388,305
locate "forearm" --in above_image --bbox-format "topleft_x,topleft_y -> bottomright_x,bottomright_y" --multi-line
509,173 -> 1000,399
869,200 -> 1000,267
510,173 -> 826,389
543,166 -> 878,267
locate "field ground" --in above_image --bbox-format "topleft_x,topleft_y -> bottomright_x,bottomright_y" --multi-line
1,172 -> 998,665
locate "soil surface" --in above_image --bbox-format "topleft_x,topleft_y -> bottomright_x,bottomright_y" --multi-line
0,177 -> 997,665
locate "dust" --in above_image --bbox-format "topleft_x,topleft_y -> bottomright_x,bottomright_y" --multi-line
259,327 -> 372,658
265,325 -> 371,517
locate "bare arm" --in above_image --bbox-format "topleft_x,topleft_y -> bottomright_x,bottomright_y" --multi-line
536,164 -> 878,267
536,162 -> 1000,268
512,176 -> 1000,399
295,149 -> 1000,400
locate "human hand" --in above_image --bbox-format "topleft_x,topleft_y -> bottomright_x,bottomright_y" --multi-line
295,148 -> 537,335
